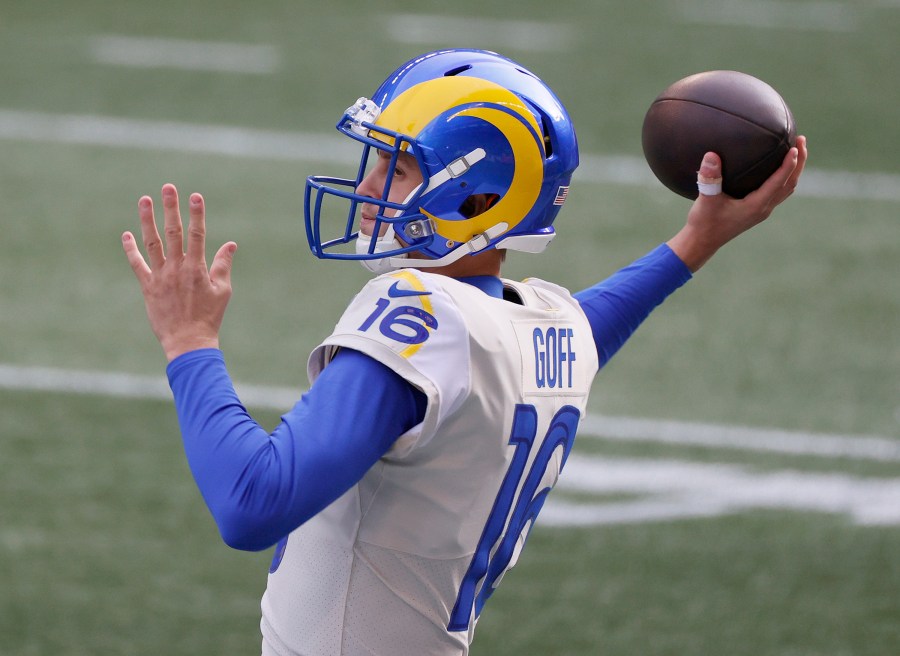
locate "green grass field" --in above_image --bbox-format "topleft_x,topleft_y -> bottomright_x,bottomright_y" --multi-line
2,1 -> 899,654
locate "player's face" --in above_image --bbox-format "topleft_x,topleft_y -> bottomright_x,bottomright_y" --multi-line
356,149 -> 423,237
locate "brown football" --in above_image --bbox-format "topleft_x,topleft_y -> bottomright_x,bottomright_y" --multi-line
641,70 -> 796,199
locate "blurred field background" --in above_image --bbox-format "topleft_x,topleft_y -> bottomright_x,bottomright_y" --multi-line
1,1 -> 899,654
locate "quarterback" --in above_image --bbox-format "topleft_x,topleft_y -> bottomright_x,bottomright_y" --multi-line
123,50 -> 807,655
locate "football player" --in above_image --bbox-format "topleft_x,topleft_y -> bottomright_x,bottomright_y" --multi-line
123,49 -> 806,655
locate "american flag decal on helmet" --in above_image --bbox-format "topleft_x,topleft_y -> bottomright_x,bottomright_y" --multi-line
553,185 -> 569,205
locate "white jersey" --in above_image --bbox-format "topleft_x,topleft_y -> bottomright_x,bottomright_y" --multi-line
261,269 -> 598,656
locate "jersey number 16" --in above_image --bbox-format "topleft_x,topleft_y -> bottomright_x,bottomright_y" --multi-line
448,403 -> 580,632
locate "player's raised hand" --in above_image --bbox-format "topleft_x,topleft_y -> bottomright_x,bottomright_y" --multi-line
122,183 -> 237,361
667,135 -> 807,272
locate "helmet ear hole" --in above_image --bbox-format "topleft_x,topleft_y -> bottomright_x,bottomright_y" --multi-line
458,193 -> 499,218
539,113 -> 553,157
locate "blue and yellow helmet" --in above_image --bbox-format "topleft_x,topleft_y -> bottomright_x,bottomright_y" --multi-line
304,49 -> 579,269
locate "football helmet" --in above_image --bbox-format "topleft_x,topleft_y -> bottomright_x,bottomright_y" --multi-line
304,49 -> 579,271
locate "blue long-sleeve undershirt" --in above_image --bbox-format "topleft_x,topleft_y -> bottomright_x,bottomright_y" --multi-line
168,347 -> 426,551
167,243 -> 691,551
574,243 -> 692,366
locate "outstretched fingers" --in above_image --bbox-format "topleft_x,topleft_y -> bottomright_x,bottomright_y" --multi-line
210,241 -> 238,291
125,183 -> 236,289
122,230 -> 151,284
172,189 -> 237,293
161,183 -> 185,262
137,194 -> 165,270
185,192 -> 207,265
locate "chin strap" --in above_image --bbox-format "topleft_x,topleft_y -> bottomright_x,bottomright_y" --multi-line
389,222 -> 509,269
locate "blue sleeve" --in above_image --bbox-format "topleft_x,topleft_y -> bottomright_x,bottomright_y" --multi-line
166,347 -> 427,552
574,244 -> 693,367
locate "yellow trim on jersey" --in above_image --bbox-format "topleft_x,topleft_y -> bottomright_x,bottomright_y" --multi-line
391,270 -> 435,359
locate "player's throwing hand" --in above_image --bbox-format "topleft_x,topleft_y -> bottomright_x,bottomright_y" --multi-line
122,183 -> 237,361
667,135 -> 807,272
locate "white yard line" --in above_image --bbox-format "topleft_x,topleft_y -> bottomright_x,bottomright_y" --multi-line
579,414 -> 900,462
1,363 -> 897,462
2,109 -> 899,203
89,36 -> 279,74
0,109 -> 358,163
545,454 -> 900,527
5,362 -> 898,528
675,0 -> 859,32
0,364 -> 302,411
386,14 -> 575,52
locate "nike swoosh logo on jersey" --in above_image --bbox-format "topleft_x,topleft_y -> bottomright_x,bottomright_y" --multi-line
387,281 -> 432,298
